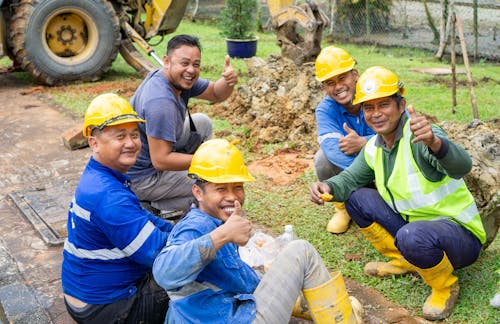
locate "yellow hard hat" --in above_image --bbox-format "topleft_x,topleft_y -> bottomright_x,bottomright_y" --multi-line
352,66 -> 405,105
188,139 -> 255,183
315,46 -> 356,82
83,93 -> 145,137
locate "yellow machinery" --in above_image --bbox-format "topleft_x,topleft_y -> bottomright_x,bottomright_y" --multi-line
267,0 -> 329,65
0,0 -> 188,85
0,0 -> 328,85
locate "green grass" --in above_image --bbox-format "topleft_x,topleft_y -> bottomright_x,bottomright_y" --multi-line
2,18 -> 499,323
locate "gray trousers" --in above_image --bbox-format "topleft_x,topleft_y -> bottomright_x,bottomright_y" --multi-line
253,240 -> 331,323
314,149 -> 343,181
131,113 -> 212,212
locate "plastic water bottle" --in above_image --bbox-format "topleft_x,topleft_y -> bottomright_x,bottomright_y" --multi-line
278,224 -> 296,249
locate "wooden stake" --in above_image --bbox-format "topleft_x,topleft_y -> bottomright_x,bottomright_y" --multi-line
450,12 -> 457,113
456,16 -> 479,120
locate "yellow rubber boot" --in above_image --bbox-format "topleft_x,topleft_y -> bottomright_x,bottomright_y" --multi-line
359,222 -> 417,277
326,202 -> 351,234
303,271 -> 363,323
416,253 -> 460,320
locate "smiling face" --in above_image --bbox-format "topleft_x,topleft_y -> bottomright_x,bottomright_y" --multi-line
321,70 -> 359,108
193,182 -> 245,222
88,122 -> 141,174
163,45 -> 201,93
362,96 -> 406,148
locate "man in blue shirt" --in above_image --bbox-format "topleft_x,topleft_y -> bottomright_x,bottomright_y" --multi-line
153,139 -> 363,323
314,46 -> 375,234
62,93 -> 173,323
128,35 -> 238,216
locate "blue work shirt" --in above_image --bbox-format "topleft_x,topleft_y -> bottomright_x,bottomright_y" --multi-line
62,157 -> 172,304
316,96 -> 375,169
153,208 -> 260,323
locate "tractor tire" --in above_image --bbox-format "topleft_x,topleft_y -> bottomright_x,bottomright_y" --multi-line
9,0 -> 121,85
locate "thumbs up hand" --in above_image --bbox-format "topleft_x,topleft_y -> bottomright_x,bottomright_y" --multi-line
220,200 -> 252,246
408,104 -> 441,151
339,123 -> 367,155
222,55 -> 238,87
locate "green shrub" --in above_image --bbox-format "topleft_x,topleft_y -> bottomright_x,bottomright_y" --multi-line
219,0 -> 258,39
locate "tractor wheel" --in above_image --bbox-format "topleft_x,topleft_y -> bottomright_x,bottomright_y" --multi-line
9,0 -> 121,85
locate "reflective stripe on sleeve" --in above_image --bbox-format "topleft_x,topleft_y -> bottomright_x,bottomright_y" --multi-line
318,132 -> 343,145
70,197 -> 90,221
64,221 -> 156,260
122,221 -> 155,256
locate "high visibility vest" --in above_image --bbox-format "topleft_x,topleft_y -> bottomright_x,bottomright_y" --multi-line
364,121 -> 486,244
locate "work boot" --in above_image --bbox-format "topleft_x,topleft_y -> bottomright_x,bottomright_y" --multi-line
326,202 -> 351,234
303,271 -> 364,323
359,222 -> 417,277
416,253 -> 460,320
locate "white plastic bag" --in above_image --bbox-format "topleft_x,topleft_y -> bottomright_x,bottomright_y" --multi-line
239,232 -> 279,271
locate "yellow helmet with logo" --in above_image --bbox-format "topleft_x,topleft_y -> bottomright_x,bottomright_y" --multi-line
188,139 -> 255,183
352,66 -> 405,105
315,46 -> 356,82
83,93 -> 145,137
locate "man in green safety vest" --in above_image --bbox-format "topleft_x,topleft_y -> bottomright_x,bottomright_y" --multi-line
309,66 -> 486,321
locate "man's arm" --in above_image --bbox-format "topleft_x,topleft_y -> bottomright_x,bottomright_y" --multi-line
316,104 -> 354,170
196,55 -> 237,102
98,196 -> 170,267
408,105 -> 472,179
148,136 -> 192,171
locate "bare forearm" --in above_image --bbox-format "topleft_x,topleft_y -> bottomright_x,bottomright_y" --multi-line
212,78 -> 234,102
152,152 -> 192,171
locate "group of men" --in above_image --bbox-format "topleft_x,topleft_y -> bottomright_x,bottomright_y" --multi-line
61,34 -> 486,323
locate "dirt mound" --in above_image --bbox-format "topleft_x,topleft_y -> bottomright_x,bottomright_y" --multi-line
209,55 -> 322,152
442,120 -> 500,248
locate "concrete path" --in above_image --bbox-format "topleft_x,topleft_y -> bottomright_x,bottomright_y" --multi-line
0,73 -> 87,323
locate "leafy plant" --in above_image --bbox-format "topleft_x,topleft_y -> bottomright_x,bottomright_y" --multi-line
219,0 -> 258,39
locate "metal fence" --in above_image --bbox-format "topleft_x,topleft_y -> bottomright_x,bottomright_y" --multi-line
186,0 -> 499,62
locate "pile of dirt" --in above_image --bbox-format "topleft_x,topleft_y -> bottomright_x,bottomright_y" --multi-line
442,120 -> 500,248
209,55 -> 323,152
208,56 -> 499,247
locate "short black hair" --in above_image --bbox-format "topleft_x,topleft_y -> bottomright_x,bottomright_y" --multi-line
166,35 -> 202,56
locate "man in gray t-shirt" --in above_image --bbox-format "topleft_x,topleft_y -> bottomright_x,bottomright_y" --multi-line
128,35 -> 238,214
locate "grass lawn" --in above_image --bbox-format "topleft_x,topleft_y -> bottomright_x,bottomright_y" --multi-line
2,18 -> 499,323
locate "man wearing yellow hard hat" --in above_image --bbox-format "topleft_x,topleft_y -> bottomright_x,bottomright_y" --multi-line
310,66 -> 485,321
62,93 -> 173,323
153,139 -> 363,323
314,46 -> 375,234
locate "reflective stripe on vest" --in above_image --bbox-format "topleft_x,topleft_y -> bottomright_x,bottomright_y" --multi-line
364,121 -> 486,244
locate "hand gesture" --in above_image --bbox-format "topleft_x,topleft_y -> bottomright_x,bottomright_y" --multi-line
339,123 -> 367,155
408,105 -> 441,151
221,200 -> 252,246
309,182 -> 332,205
222,55 -> 238,87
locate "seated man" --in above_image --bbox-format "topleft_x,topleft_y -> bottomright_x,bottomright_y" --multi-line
128,34 -> 238,215
61,93 -> 173,323
310,66 -> 486,321
152,139 -> 363,323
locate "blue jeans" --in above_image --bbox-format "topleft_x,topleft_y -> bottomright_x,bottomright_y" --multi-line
345,188 -> 482,269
